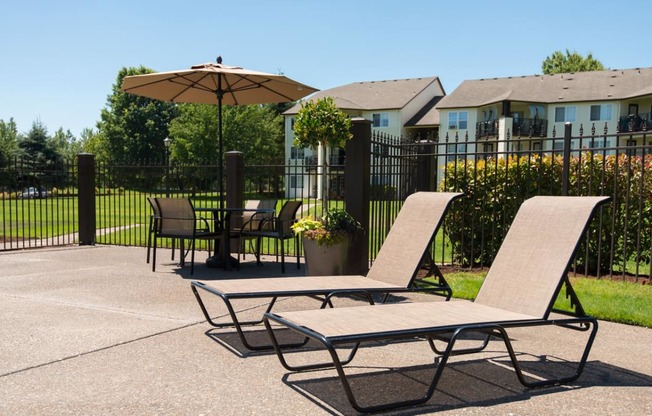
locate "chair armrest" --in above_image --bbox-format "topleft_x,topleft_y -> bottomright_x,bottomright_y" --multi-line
240,211 -> 272,231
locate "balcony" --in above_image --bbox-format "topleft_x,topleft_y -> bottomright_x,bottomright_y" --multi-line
512,118 -> 547,137
304,154 -> 345,172
476,118 -> 548,138
619,113 -> 650,133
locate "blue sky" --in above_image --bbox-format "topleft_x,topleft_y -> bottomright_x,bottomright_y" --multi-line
1,0 -> 649,138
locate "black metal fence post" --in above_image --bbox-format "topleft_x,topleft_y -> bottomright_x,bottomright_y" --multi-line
562,122 -> 572,196
77,153 -> 96,245
416,141 -> 437,191
345,117 -> 371,274
226,151 -> 245,209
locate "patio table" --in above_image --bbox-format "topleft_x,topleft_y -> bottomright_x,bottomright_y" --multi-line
194,207 -> 275,271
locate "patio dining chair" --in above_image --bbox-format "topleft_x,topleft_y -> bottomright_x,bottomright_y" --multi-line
238,200 -> 302,273
231,199 -> 277,260
263,195 -> 610,413
151,197 -> 222,275
146,196 -> 160,265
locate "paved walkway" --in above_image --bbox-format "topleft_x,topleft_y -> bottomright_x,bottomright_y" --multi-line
0,245 -> 650,415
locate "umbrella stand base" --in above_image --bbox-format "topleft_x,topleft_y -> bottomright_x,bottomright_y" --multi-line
206,255 -> 238,269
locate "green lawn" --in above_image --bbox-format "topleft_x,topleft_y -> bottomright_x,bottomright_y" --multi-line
431,271 -> 652,328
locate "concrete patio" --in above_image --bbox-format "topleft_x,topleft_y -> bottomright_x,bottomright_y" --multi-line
0,245 -> 650,415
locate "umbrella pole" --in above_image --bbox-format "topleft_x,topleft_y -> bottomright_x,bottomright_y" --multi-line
217,75 -> 224,215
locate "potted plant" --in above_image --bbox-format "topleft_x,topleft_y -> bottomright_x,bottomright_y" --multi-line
291,208 -> 362,276
293,96 -> 352,212
293,97 -> 360,275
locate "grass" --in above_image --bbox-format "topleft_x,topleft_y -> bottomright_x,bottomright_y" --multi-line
430,271 -> 652,328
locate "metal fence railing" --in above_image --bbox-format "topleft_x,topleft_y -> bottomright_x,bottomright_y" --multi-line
0,156 -> 78,250
1,122 -> 650,281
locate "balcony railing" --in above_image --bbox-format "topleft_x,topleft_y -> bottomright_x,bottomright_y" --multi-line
304,154 -> 346,171
513,118 -> 547,137
476,118 -> 548,138
619,113 -> 649,133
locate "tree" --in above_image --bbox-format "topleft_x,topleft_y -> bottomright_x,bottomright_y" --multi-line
18,120 -> 60,164
97,66 -> 179,162
168,103 -> 284,192
293,97 -> 352,212
79,127 -> 108,161
51,127 -> 82,160
17,120 -> 62,194
542,50 -> 605,74
0,117 -> 19,161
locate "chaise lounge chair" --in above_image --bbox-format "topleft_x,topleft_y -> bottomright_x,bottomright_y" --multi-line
263,195 -> 610,413
191,191 -> 463,351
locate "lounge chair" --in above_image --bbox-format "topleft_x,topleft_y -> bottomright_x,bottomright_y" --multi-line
263,195 -> 610,413
191,191 -> 463,350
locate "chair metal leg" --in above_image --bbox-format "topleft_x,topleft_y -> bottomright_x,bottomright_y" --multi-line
191,283 -> 310,351
280,236 -> 285,273
152,236 -> 157,272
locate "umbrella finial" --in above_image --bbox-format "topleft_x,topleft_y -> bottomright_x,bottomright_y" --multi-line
217,55 -> 222,64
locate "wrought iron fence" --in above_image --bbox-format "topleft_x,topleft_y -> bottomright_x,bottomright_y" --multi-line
1,122 -> 650,281
0,156 -> 78,250
434,123 -> 651,281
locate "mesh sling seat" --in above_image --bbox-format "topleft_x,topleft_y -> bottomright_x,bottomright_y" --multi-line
191,192 -> 462,351
238,200 -> 302,273
152,197 -> 222,275
263,196 -> 610,413
232,199 -> 277,261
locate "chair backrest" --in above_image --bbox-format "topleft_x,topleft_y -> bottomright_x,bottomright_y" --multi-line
474,196 -> 609,318
277,200 -> 302,235
366,192 -> 462,286
147,196 -> 161,218
154,197 -> 196,237
239,199 -> 277,230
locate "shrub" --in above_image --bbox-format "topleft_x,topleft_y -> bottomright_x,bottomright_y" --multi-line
441,152 -> 652,274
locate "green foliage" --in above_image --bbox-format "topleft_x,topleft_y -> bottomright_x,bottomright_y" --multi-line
293,97 -> 352,149
441,153 -> 652,274
97,66 -> 179,163
427,271 -> 652,327
292,208 -> 362,246
441,154 -> 561,267
293,97 -> 352,211
542,49 -> 605,74
0,118 -> 19,160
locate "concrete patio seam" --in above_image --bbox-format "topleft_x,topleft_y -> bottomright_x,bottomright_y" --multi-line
0,319 -> 206,379
0,293 -> 196,322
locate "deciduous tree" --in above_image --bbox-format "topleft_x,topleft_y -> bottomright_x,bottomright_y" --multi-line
97,66 -> 179,162
542,50 -> 605,74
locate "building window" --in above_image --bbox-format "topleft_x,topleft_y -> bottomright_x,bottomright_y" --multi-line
554,106 -> 576,122
290,147 -> 304,160
290,117 -> 295,129
289,175 -> 303,189
372,113 -> 389,128
446,143 -> 467,162
590,104 -> 612,121
448,111 -> 468,130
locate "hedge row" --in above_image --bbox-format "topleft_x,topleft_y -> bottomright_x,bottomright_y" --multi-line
440,152 -> 652,274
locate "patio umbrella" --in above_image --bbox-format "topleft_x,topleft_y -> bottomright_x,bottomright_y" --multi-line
120,56 -> 318,211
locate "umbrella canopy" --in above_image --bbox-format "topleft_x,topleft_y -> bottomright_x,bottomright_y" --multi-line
120,56 -> 318,209
121,58 -> 318,105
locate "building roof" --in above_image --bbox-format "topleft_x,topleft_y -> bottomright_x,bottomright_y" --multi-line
436,67 -> 652,109
284,76 -> 443,115
405,96 -> 442,127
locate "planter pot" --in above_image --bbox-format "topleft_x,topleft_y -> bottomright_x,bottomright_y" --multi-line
302,237 -> 350,276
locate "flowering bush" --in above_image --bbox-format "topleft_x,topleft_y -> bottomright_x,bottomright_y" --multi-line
292,208 -> 362,246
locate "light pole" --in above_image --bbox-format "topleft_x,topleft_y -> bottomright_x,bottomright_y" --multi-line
163,137 -> 171,197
